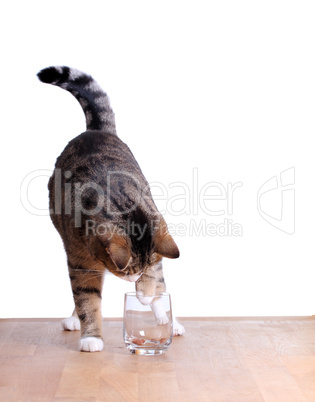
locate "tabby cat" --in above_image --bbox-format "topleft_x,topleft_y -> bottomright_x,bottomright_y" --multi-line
38,66 -> 184,352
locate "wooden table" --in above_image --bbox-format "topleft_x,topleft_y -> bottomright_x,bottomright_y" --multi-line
1,317 -> 315,401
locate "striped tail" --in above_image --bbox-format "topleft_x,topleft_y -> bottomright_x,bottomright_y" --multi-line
37,66 -> 116,134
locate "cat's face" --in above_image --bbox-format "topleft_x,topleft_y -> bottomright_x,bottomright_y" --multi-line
88,219 -> 179,280
111,251 -> 161,282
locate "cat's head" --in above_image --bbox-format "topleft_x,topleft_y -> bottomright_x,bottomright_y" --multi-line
87,216 -> 179,280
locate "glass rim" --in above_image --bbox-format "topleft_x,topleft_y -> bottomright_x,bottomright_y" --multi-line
124,291 -> 170,297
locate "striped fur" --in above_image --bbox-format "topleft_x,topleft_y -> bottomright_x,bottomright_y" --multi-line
38,66 -> 181,351
37,66 -> 116,133
136,261 -> 166,299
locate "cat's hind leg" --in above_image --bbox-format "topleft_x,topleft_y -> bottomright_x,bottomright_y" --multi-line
172,317 -> 185,336
61,309 -> 80,331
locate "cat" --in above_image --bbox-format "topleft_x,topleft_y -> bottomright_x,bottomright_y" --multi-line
37,66 -> 185,352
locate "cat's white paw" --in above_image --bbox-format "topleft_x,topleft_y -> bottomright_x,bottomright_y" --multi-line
136,291 -> 154,305
173,318 -> 185,336
61,316 -> 81,331
80,337 -> 104,352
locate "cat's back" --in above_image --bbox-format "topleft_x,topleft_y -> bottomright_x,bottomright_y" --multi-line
55,130 -> 140,175
48,129 -> 153,231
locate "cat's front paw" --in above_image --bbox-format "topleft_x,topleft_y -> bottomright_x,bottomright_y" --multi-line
173,317 -> 185,336
80,337 -> 104,352
61,316 -> 81,331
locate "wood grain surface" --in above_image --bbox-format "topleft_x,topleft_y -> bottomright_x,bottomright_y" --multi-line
0,317 -> 315,401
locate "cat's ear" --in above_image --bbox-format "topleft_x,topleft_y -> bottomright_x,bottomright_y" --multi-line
155,232 -> 180,259
154,217 -> 180,259
106,235 -> 131,270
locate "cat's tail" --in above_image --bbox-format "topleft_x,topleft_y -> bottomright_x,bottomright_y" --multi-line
37,66 -> 116,134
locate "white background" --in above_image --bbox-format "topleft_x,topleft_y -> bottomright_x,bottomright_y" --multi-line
1,1 -> 315,318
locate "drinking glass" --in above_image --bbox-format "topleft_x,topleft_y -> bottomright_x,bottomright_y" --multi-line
123,292 -> 173,355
